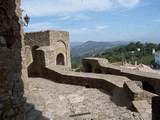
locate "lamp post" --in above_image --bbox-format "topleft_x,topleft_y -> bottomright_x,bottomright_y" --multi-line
20,8 -> 30,27
24,14 -> 30,26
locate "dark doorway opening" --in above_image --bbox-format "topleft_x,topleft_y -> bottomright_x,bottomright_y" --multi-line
56,53 -> 65,65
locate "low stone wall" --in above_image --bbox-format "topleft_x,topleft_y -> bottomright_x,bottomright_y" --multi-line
41,67 -> 157,119
82,57 -> 160,95
43,67 -> 128,94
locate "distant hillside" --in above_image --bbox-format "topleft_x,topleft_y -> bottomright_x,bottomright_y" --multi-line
70,42 -> 83,48
71,41 -> 129,57
97,42 -> 160,66
70,41 -> 129,68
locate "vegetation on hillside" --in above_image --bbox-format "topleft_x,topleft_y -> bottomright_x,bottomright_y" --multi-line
95,42 -> 160,66
71,41 -> 129,68
71,56 -> 80,69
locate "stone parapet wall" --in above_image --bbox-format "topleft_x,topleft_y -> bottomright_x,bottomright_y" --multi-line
42,67 -> 156,119
25,31 -> 50,47
82,57 -> 160,95
43,67 -> 129,92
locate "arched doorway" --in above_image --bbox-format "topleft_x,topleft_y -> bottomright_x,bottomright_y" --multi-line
56,53 -> 65,65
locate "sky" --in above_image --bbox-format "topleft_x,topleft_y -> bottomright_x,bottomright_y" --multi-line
22,0 -> 160,43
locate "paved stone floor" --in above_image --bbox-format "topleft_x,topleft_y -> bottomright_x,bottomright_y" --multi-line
26,78 -> 142,120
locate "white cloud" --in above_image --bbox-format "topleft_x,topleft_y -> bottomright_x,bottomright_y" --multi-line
95,25 -> 108,30
25,22 -> 56,32
118,0 -> 140,8
22,0 -> 112,16
25,21 -> 108,33
64,25 -> 109,34
57,14 -> 91,21
22,0 -> 141,17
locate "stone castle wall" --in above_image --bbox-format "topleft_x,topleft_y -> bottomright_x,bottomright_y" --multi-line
25,31 -> 50,47
0,0 -> 26,119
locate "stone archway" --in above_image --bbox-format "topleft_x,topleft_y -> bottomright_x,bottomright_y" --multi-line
56,53 -> 65,65
54,41 -> 67,66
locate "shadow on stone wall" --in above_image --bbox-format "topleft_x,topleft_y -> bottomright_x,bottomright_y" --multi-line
28,46 -> 45,77
100,88 -> 132,110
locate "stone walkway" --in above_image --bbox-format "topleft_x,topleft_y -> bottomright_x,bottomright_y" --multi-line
26,78 -> 142,120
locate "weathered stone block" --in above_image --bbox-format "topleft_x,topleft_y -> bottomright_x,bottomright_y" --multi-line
124,81 -> 144,101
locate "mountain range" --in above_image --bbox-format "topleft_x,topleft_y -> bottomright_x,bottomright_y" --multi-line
71,41 -> 129,57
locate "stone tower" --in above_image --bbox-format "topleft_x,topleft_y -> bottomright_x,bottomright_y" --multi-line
25,30 -> 71,69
